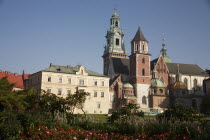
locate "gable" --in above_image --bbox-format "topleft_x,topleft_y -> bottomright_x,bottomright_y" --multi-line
151,55 -> 169,73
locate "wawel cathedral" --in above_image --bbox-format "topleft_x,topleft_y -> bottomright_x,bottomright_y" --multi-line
103,9 -> 208,112
7,9 -> 209,114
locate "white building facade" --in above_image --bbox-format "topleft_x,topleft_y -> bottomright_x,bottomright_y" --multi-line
28,64 -> 110,114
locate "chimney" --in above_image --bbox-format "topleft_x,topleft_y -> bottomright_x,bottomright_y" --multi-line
50,63 -> 52,67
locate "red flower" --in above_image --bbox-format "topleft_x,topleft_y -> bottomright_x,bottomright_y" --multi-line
69,128 -> 74,132
55,124 -> 60,127
18,136 -> 26,139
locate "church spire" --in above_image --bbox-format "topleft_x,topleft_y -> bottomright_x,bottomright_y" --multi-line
176,64 -> 182,82
160,33 -> 171,62
131,26 -> 148,43
130,26 -> 149,54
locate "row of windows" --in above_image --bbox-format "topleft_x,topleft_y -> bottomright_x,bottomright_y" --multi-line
94,92 -> 104,97
47,77 -> 105,86
134,44 -> 146,51
47,89 -> 105,97
171,77 -> 198,88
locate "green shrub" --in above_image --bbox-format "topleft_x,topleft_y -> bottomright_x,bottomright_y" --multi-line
156,104 -> 202,122
0,111 -> 23,139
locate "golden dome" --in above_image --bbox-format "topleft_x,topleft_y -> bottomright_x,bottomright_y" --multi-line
171,81 -> 187,90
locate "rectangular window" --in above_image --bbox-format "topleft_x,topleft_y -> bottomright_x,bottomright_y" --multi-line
98,103 -> 101,108
79,79 -> 84,85
58,89 -> 62,95
94,92 -> 97,97
116,38 -> 119,46
59,77 -> 62,83
68,78 -> 71,84
101,81 -> 104,86
47,89 -> 51,93
48,76 -> 51,82
94,80 -> 97,86
67,90 -> 71,95
101,92 -> 104,97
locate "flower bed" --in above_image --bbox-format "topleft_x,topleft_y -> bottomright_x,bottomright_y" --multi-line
18,125 -> 191,140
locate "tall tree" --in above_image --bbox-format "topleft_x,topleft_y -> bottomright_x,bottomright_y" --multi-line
206,69 -> 210,76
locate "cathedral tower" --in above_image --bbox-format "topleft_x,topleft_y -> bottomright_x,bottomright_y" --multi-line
102,9 -> 127,76
129,27 -> 151,108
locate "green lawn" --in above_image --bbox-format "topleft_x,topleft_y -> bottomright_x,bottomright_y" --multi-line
86,114 -> 156,123
86,114 -> 109,123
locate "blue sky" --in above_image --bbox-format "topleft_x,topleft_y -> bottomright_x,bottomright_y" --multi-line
0,0 -> 210,74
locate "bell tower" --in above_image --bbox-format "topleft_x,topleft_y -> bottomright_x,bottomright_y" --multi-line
102,9 -> 127,76
129,27 -> 151,108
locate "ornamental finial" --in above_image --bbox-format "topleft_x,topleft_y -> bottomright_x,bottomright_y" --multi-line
162,32 -> 166,47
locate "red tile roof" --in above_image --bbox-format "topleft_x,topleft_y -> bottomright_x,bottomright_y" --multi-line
0,71 -> 29,89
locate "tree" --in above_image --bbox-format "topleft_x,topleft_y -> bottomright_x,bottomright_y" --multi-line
156,105 -> 202,122
206,69 -> 210,76
200,97 -> 210,114
0,77 -> 15,92
65,90 -> 90,114
108,103 -> 144,123
0,77 -> 27,112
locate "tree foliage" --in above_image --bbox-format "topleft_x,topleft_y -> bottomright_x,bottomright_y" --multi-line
206,69 -> 210,76
108,103 -> 144,123
0,77 -> 90,139
66,90 -> 90,114
200,97 -> 210,114
156,105 -> 202,122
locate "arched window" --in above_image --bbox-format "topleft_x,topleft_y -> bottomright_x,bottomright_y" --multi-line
115,21 -> 118,27
142,69 -> 145,76
160,77 -> 164,84
142,58 -> 145,64
184,78 -> 188,88
194,79 -> 197,89
135,44 -> 140,51
142,45 -> 145,51
142,96 -> 147,104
